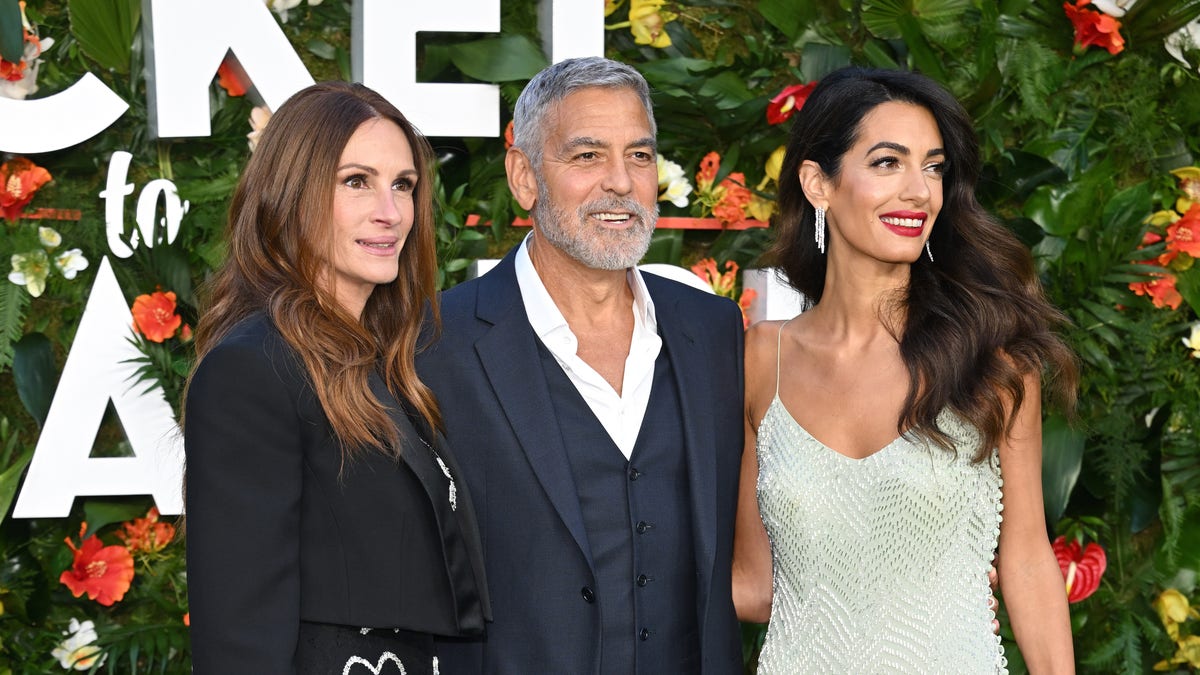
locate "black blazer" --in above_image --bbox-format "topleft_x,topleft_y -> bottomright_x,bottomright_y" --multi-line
418,250 -> 745,674
185,313 -> 490,674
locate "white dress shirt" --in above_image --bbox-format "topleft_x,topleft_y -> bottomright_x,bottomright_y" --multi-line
515,235 -> 663,459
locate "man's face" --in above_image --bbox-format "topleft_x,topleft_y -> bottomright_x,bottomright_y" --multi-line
529,86 -> 659,270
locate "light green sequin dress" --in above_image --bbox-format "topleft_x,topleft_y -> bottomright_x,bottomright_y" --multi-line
755,326 -> 1008,675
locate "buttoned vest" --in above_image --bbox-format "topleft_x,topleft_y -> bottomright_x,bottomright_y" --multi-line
538,339 -> 700,674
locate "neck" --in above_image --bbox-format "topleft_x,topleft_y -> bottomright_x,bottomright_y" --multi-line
527,234 -> 634,328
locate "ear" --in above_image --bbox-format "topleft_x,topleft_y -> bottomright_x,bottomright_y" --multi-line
505,147 -> 539,211
798,160 -> 830,210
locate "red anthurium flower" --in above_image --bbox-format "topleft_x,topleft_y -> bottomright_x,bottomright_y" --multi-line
766,82 -> 817,125
131,290 -> 183,343
1166,205 -> 1200,257
0,157 -> 52,221
1052,535 -> 1107,603
1063,0 -> 1125,55
60,523 -> 136,606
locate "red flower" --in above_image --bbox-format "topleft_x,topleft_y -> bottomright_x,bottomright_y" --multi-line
1063,0 -> 1125,55
766,82 -> 817,125
116,507 -> 176,554
1166,205 -> 1200,257
504,120 -> 515,150
738,288 -> 757,328
1129,274 -> 1182,310
1052,535 -> 1106,603
216,57 -> 248,97
0,30 -> 41,82
59,523 -> 135,607
0,157 -> 52,221
131,290 -> 183,342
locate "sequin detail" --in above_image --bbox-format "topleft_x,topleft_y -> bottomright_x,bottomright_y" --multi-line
755,398 -> 1007,674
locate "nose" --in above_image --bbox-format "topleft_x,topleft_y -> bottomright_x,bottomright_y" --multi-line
374,189 -> 403,227
901,165 -> 933,204
601,157 -> 634,195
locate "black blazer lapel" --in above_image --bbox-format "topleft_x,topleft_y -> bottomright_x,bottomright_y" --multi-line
649,279 -> 719,607
472,253 -> 596,571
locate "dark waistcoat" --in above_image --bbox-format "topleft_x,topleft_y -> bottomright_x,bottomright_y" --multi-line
538,339 -> 700,674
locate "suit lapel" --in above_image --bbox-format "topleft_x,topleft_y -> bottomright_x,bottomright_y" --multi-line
473,253 -> 595,570
650,279 -> 718,604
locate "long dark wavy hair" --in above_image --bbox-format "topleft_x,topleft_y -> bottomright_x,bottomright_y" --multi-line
768,67 -> 1078,458
188,81 -> 441,461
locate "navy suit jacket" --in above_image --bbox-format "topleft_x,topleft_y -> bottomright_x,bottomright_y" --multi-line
418,249 -> 745,674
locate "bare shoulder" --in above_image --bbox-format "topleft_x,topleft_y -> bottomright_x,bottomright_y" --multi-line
744,319 -> 793,424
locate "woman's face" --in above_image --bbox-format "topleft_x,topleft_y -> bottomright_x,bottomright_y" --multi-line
822,101 -> 945,265
323,117 -> 417,319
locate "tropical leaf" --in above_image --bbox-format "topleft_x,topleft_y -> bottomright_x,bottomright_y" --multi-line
442,35 -> 548,83
1043,413 -> 1086,523
12,332 -> 55,427
0,0 -> 22,63
67,0 -> 140,73
0,281 -> 29,372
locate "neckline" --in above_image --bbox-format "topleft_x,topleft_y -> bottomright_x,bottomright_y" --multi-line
765,394 -> 905,463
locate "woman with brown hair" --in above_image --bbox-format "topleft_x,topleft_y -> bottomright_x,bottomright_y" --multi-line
183,81 -> 489,674
732,68 -> 1078,673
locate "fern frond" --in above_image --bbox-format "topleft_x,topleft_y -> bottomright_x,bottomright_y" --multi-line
0,282 -> 29,372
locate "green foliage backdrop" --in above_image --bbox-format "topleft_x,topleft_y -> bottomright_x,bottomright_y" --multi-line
1,0 -> 1199,672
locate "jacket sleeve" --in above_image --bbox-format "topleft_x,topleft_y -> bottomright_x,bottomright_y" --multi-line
184,336 -> 306,675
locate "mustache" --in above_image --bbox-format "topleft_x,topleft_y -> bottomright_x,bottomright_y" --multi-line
578,196 -> 657,225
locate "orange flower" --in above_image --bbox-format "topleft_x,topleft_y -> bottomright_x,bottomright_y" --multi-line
116,507 -> 176,554
697,152 -> 720,192
59,523 -> 135,607
183,612 -> 190,626
504,119 -> 515,150
0,157 -> 52,221
131,290 -> 183,342
738,288 -> 757,328
1130,274 -> 1182,310
1063,0 -> 1125,55
692,257 -> 740,297
713,173 -> 753,226
216,57 -> 248,97
0,28 -> 41,82
766,82 -> 817,125
1052,535 -> 1107,603
1166,205 -> 1200,258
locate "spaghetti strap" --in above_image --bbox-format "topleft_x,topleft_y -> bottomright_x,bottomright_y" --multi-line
774,319 -> 792,398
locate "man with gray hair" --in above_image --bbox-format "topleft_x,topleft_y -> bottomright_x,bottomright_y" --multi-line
419,56 -> 744,674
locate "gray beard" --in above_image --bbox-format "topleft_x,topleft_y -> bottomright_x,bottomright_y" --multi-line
532,178 -> 657,271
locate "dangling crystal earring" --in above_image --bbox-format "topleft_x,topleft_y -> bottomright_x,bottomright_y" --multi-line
925,240 -> 934,262
814,207 -> 826,254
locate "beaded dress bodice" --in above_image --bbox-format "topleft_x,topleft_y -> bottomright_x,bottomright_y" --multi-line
754,330 -> 1007,674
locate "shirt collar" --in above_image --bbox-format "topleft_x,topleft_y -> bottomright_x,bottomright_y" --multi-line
514,233 -> 658,342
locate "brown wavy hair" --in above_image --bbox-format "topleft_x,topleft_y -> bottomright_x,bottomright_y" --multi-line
768,67 -> 1078,459
189,81 -> 440,460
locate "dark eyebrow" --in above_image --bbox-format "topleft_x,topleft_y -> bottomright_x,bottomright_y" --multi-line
336,164 -> 419,179
866,141 -> 945,158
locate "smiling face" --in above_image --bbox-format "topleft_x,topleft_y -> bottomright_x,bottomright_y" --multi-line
811,101 -> 945,265
324,117 -> 418,319
514,86 -> 659,270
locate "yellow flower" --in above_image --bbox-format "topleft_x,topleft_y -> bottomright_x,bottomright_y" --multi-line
757,145 -> 788,191
1154,634 -> 1200,671
1154,588 -> 1199,640
1171,166 -> 1200,212
629,0 -> 676,48
746,193 -> 775,221
604,0 -> 625,17
1146,209 -> 1180,228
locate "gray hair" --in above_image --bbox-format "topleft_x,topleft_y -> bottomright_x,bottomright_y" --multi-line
512,56 -> 656,168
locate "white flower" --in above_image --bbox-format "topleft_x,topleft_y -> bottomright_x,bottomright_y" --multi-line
38,226 -> 61,249
657,154 -> 692,208
1183,323 -> 1200,359
54,248 -> 89,280
265,0 -> 322,22
0,35 -> 53,101
247,105 -> 272,151
9,249 -> 50,297
50,618 -> 106,671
